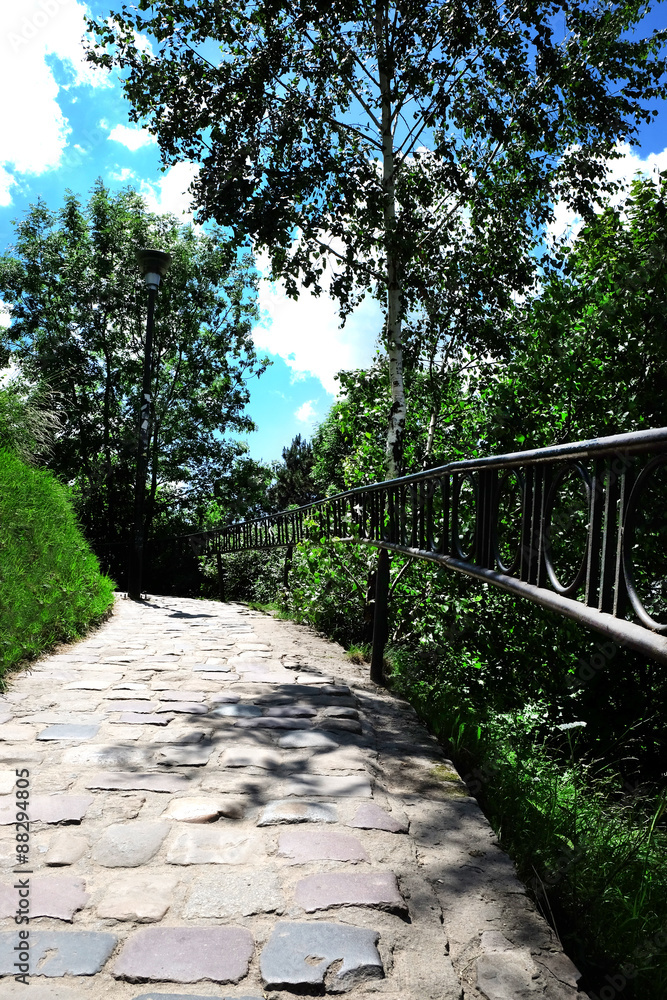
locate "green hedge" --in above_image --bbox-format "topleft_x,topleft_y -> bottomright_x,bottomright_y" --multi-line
0,448 -> 116,682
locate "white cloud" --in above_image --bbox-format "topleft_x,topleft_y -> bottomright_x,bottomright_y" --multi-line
254,250 -> 381,396
0,1 -> 109,199
294,399 -> 318,424
548,143 -> 667,245
140,163 -> 200,221
109,167 -> 137,183
108,124 -> 157,152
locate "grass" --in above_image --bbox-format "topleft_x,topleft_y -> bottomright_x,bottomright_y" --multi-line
0,448 -> 116,686
386,646 -> 667,999
345,642 -> 371,664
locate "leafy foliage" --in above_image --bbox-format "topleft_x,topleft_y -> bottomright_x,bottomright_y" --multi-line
0,181 -> 268,550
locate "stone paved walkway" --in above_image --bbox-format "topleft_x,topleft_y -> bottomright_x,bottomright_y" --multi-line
0,595 -> 585,1000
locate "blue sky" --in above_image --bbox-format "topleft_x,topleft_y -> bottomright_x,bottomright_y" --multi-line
1,0 -> 666,463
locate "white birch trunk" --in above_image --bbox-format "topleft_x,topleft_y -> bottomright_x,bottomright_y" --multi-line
376,0 -> 406,480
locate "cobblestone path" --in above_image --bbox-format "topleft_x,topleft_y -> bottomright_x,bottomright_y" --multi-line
0,595 -> 584,1000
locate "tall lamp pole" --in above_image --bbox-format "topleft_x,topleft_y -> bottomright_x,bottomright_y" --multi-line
127,248 -> 172,601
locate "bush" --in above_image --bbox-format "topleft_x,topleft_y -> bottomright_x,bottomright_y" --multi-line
0,448 -> 116,683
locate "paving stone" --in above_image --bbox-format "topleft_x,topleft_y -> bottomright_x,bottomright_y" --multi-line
257,799 -> 338,826
63,675 -> 123,690
278,829 -> 370,863
265,704 -> 318,717
86,771 -> 190,793
475,951 -> 541,999
0,876 -> 89,920
219,747 -> 282,769
0,794 -> 94,825
93,821 -> 169,867
96,873 -> 178,921
350,802 -> 409,833
158,691 -> 206,701
112,683 -> 149,691
116,712 -> 176,725
44,831 -> 88,866
155,744 -> 212,766
63,744 -> 155,768
284,774 -> 373,798
151,726 -> 212,744
319,718 -> 363,734
105,700 -> 159,712
0,929 -> 117,976
166,827 -> 259,864
114,926 -> 254,983
236,716 -> 312,730
0,724 -> 41,741
0,772 -> 15,794
210,693 -> 240,704
155,702 -> 209,715
193,663 -> 231,672
276,730 -> 339,749
321,706 -> 360,719
295,871 -> 407,915
260,921 -> 383,991
184,868 -> 284,917
37,724 -> 100,741
131,996 -> 263,1000
162,796 -> 244,822
212,704 -> 262,717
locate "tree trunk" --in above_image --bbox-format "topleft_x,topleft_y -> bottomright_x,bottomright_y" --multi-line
376,0 -> 406,480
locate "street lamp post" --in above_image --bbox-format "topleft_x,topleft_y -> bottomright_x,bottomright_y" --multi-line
127,247 -> 172,601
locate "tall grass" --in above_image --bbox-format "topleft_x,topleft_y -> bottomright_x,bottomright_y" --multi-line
388,649 -> 667,999
0,448 -> 116,684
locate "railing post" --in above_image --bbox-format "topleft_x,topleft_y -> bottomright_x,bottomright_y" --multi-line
370,547 -> 390,684
216,550 -> 226,603
283,543 -> 294,591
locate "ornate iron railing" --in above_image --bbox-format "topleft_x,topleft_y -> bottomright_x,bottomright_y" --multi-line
156,427 -> 667,674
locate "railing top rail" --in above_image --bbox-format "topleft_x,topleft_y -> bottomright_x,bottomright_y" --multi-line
173,425 -> 667,539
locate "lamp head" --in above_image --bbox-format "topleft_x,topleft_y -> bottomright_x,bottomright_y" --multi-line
137,248 -> 172,290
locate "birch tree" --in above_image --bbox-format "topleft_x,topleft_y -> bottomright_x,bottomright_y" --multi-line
87,0 -> 666,476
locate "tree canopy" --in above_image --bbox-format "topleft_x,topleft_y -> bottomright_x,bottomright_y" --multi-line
86,0 -> 667,475
0,181 -> 267,546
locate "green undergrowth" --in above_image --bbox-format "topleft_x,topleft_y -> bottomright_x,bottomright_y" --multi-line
0,448 -> 116,684
387,648 -> 667,999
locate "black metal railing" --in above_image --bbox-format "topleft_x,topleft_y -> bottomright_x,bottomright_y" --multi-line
112,427 -> 667,677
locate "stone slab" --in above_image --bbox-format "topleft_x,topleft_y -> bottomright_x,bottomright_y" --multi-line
0,876 -> 89,920
93,821 -> 169,867
44,831 -> 89,866
116,712 -> 176,725
236,716 -> 312,730
157,702 -> 209,714
166,827 -> 259,864
162,796 -> 244,822
105,700 -> 159,712
350,802 -> 409,833
294,871 -> 407,915
62,745 -> 155,769
319,718 -> 363,733
265,704 -> 318,717
210,693 -> 240,704
0,724 -> 38,740
260,921 -> 383,991
158,691 -> 206,701
150,727 -> 212,745
113,927 -> 254,983
321,705 -> 360,718
212,704 -> 262,717
0,930 -> 117,976
96,873 -> 178,921
37,724 -> 99,741
0,794 -> 93,825
85,771 -> 190,793
257,800 -> 338,826
220,747 -> 282,770
193,663 -> 231,672
155,745 -> 212,766
284,774 -> 373,798
276,731 -> 339,749
131,996 -> 263,1000
184,868 -> 284,917
278,829 -> 369,863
